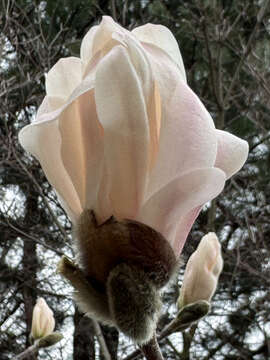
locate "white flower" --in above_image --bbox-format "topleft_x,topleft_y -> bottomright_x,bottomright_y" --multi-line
31,298 -> 55,339
19,16 -> 248,256
178,232 -> 223,307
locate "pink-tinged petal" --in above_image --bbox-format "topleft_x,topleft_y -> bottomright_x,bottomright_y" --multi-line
20,71 -> 103,220
137,168 -> 225,250
172,207 -> 201,257
55,191 -> 79,223
45,57 -> 82,101
119,34 -> 161,167
215,129 -> 249,179
147,81 -> 161,169
19,119 -> 82,221
59,89 -> 104,211
95,45 -> 150,219
122,34 -> 153,102
95,163 -> 113,223
143,43 -> 217,200
132,23 -> 186,82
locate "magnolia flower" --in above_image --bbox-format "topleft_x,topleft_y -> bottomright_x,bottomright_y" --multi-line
31,298 -> 55,339
178,232 -> 223,308
19,16 -> 248,257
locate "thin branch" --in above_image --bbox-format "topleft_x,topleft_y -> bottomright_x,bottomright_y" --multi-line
224,0 -> 270,106
202,18 -> 223,111
166,338 -> 182,358
13,148 -> 70,243
92,319 -> 112,360
4,219 -> 67,257
250,134 -> 270,152
111,0 -> 117,21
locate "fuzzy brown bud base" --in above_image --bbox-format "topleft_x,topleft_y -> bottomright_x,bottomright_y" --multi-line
58,210 -> 178,344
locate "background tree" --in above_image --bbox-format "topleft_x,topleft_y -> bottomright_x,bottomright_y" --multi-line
0,0 -> 269,359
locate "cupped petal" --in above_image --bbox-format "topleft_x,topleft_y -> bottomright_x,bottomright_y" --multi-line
121,33 -> 153,103
19,69 -> 104,221
45,57 -> 82,101
80,25 -> 99,63
143,43 -> 217,200
92,16 -> 125,56
81,16 -> 126,77
137,168 -> 226,250
95,45 -> 150,219
59,88 -> 104,211
19,119 -> 82,221
35,96 -> 51,120
37,71 -> 97,125
215,129 -> 249,179
132,23 -> 186,82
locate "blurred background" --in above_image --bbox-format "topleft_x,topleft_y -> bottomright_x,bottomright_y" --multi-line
0,0 -> 269,359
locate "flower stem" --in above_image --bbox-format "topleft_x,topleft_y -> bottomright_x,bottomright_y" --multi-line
139,334 -> 164,360
14,343 -> 39,360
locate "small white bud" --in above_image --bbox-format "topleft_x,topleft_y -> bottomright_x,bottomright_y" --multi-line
31,298 -> 55,340
178,232 -> 223,308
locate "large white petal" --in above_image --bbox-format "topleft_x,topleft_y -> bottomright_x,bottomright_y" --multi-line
95,45 -> 150,219
45,57 -> 82,101
120,33 -> 161,168
59,89 -> 104,210
19,72 -> 102,220
36,72 -> 97,126
143,43 -> 217,200
137,168 -> 225,248
94,163 -> 113,223
80,25 -> 99,62
215,129 -> 249,179
92,16 -> 125,55
81,16 -> 125,75
35,96 -> 51,119
18,119 -> 82,221
132,23 -> 186,82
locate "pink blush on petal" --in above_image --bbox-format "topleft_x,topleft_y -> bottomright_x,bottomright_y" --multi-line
172,206 -> 201,257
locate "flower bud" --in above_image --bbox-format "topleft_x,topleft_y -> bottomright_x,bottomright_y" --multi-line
37,332 -> 63,348
31,298 -> 55,340
178,232 -> 223,308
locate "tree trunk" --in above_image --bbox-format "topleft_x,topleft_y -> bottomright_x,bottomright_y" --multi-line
74,307 -> 95,360
22,192 -> 39,360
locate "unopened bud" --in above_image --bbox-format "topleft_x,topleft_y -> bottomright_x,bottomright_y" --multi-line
178,232 -> 223,308
31,298 -> 55,340
37,332 -> 63,348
